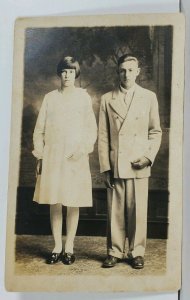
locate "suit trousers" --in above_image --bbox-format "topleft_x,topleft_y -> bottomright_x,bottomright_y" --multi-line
107,178 -> 149,259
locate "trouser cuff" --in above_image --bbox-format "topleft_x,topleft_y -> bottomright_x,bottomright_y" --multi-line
108,249 -> 125,259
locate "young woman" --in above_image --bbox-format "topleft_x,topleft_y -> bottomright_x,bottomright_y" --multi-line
32,56 -> 97,265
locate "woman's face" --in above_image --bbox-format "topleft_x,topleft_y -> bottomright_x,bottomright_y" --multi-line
60,69 -> 76,87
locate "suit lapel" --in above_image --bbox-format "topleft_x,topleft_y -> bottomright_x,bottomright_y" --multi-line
109,89 -> 128,120
120,84 -> 144,131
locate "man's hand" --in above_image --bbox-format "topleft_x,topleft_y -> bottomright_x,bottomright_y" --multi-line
103,170 -> 115,189
131,156 -> 151,170
36,159 -> 42,176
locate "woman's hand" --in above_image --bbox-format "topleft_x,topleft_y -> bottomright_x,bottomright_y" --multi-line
66,145 -> 86,161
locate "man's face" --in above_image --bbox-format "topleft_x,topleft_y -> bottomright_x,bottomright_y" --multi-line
60,69 -> 76,87
118,60 -> 140,89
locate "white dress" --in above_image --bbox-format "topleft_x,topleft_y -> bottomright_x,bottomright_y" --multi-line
32,87 -> 97,207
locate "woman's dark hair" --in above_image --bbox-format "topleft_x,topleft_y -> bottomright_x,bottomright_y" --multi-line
57,56 -> 80,78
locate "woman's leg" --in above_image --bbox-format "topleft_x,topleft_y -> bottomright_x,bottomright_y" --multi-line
50,203 -> 63,253
65,207 -> 79,254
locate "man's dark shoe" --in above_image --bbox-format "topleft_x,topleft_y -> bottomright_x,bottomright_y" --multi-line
102,255 -> 118,268
130,256 -> 144,269
62,252 -> 75,265
46,250 -> 63,264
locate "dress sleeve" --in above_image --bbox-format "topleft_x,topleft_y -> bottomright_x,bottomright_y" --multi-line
32,96 -> 48,159
83,93 -> 97,154
86,95 -> 97,153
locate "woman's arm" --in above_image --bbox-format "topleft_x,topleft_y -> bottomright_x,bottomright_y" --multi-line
84,94 -> 97,154
69,93 -> 97,160
32,96 -> 48,160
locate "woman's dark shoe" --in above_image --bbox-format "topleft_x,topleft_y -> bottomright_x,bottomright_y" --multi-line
62,252 -> 75,265
46,250 -> 63,264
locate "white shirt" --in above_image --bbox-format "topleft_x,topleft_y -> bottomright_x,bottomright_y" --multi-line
119,84 -> 136,111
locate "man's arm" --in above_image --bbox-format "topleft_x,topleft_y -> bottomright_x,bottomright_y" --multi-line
98,96 -> 115,188
98,96 -> 111,173
131,93 -> 162,170
143,93 -> 162,165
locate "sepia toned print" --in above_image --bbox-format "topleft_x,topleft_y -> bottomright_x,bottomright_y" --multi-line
5,13 -> 184,292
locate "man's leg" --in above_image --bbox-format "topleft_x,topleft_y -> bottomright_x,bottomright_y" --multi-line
107,178 -> 126,259
126,178 -> 149,267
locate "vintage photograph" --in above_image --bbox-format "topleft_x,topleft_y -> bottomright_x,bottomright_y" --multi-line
5,14 -> 184,292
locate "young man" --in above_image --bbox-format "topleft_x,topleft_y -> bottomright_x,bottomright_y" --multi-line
98,54 -> 162,269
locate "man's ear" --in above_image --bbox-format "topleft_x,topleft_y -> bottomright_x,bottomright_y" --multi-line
137,67 -> 141,76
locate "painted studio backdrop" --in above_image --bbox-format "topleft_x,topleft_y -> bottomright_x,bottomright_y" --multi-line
16,26 -> 172,237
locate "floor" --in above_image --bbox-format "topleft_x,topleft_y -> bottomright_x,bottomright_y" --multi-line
15,235 -> 167,277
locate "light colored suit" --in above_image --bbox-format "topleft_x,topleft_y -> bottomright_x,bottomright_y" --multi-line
98,84 -> 162,178
98,84 -> 162,258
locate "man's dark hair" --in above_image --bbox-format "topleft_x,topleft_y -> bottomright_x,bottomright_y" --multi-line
117,54 -> 139,67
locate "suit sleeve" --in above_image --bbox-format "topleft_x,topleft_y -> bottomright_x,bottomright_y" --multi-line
83,94 -> 97,154
144,93 -> 162,165
98,96 -> 111,173
32,96 -> 47,159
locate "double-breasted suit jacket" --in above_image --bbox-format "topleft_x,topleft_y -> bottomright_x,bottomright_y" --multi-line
32,87 -> 97,207
98,84 -> 162,178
